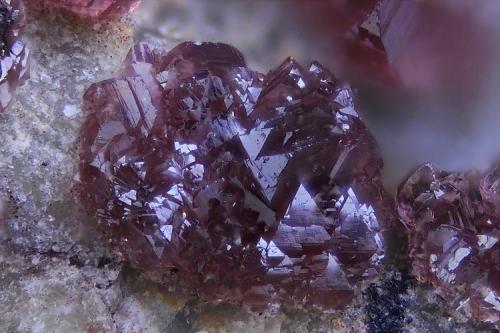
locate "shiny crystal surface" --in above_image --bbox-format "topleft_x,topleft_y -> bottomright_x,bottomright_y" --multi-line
39,0 -> 141,19
76,41 -> 394,312
397,164 -> 499,324
0,0 -> 29,112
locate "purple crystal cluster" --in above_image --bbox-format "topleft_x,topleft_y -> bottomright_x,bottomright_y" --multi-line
38,0 -> 141,20
397,164 -> 499,324
0,0 -> 29,112
76,42 -> 395,311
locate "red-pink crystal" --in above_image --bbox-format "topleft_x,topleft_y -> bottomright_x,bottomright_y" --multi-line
39,0 -> 141,19
76,42 -> 394,312
299,0 -> 495,93
0,0 -> 29,112
397,164 -> 499,324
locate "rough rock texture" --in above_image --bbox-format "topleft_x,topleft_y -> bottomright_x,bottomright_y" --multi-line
76,41 -> 394,313
0,10 -> 136,332
34,0 -> 141,20
397,163 -> 500,324
0,0 -> 29,112
0,10 -> 132,256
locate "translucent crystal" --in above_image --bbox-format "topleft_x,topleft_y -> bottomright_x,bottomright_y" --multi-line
76,42 -> 394,312
397,163 -> 499,324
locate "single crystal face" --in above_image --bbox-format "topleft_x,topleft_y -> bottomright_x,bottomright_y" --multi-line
0,0 -> 29,112
39,0 -> 141,19
76,42 -> 394,312
397,164 -> 499,324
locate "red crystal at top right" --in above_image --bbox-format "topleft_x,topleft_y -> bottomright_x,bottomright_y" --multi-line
301,0 -> 496,94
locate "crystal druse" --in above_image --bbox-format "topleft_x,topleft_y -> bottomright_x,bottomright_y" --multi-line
397,164 -> 499,324
76,42 -> 395,311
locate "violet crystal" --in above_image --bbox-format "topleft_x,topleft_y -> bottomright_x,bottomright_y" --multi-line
39,0 -> 141,19
397,164 -> 499,324
0,0 -> 29,112
76,42 -> 394,312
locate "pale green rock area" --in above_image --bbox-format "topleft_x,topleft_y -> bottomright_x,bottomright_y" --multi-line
0,2 -> 497,333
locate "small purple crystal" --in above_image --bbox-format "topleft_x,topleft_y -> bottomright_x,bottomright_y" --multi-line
38,0 -> 141,20
0,0 -> 29,112
397,163 -> 499,324
76,42 -> 394,312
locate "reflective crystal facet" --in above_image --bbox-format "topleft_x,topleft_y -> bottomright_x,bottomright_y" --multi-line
0,0 -> 29,112
39,0 -> 141,19
397,164 -> 499,324
76,42 -> 394,312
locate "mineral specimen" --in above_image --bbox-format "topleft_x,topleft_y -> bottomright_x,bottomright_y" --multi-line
0,0 -> 29,112
38,0 -> 141,20
76,41 -> 394,312
397,163 -> 499,324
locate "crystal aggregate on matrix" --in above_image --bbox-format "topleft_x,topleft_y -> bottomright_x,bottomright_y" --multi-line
75,41 -> 396,312
397,163 -> 499,324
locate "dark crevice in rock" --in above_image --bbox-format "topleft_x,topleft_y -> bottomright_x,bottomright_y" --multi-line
165,304 -> 195,333
364,270 -> 413,333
